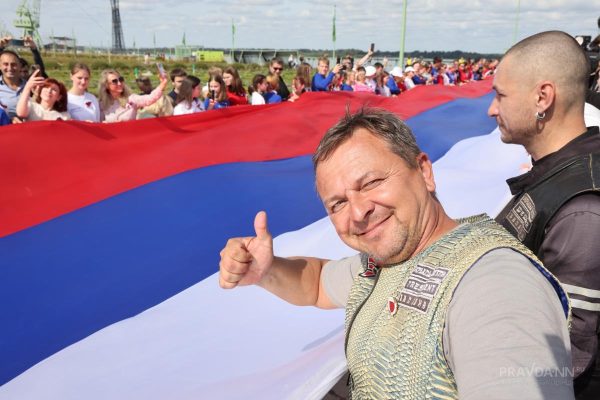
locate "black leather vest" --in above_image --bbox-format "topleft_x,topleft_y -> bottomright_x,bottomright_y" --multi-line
496,127 -> 600,256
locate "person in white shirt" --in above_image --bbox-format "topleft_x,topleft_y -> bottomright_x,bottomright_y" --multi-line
404,66 -> 416,90
67,63 -> 100,122
248,74 -> 267,105
173,75 -> 204,115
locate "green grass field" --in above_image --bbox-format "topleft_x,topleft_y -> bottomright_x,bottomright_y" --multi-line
16,50 -> 297,93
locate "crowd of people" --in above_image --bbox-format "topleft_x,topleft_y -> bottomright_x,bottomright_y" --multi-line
0,38 -> 498,125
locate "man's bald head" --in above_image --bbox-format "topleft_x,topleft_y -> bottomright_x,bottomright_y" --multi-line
503,31 -> 590,112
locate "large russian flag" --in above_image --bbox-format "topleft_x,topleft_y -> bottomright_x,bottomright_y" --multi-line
0,80 -> 530,399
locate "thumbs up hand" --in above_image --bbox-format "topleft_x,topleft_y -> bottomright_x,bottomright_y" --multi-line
219,211 -> 274,289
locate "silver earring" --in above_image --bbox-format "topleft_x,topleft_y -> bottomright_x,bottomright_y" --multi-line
535,111 -> 546,121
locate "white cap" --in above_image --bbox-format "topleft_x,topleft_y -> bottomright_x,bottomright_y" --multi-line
404,66 -> 415,73
390,66 -> 403,77
365,66 -> 376,77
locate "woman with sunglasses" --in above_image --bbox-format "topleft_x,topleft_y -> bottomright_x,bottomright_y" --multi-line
98,69 -> 168,122
15,69 -> 70,121
67,63 -> 101,122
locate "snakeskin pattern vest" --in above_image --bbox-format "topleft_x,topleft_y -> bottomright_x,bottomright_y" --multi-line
345,215 -> 569,399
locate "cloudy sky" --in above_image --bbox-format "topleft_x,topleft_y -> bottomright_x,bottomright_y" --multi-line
1,0 -> 599,54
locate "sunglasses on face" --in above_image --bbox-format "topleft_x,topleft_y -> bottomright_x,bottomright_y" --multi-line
272,67 -> 283,71
109,76 -> 125,85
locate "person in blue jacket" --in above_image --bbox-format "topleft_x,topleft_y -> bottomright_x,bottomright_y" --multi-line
386,69 -> 401,95
264,73 -> 283,103
339,69 -> 354,91
204,75 -> 230,110
311,56 -> 342,91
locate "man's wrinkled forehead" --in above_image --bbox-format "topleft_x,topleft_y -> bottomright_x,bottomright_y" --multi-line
314,133 -> 414,204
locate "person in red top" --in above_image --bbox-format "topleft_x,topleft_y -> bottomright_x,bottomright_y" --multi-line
434,64 -> 451,85
223,66 -> 248,106
457,61 -> 472,84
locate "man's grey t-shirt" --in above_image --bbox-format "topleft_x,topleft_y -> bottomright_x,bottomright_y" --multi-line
321,248 -> 574,399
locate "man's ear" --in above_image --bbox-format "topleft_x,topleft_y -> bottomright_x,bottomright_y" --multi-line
535,80 -> 555,114
416,152 -> 436,193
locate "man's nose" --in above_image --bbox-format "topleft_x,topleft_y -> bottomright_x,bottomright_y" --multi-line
348,191 -> 374,222
487,98 -> 498,117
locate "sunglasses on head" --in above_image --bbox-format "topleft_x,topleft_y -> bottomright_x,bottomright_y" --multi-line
110,76 -> 125,85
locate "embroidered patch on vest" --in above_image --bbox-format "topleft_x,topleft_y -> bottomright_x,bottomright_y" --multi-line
396,264 -> 450,314
387,297 -> 398,316
359,257 -> 380,278
506,193 -> 536,241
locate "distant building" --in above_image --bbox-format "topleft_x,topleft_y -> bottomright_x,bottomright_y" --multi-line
196,50 -> 224,62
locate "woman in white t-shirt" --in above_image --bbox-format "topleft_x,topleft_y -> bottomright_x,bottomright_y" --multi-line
15,70 -> 71,121
67,63 -> 101,122
173,75 -> 204,115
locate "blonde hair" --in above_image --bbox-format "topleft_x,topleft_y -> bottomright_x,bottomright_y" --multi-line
346,70 -> 356,85
266,73 -> 280,91
98,69 -> 131,111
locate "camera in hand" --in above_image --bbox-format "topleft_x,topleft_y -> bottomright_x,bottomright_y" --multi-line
9,39 -> 25,47
210,90 -> 216,100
